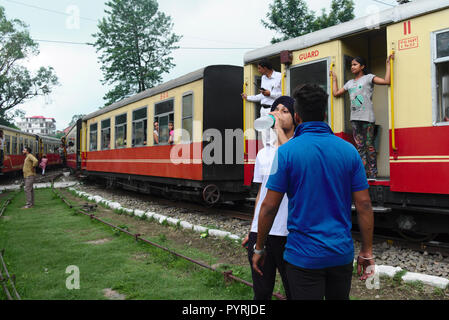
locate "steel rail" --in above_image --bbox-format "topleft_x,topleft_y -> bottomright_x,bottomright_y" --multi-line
0,250 -> 21,300
52,188 -> 286,300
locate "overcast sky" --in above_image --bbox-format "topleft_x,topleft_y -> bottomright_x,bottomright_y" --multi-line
0,0 -> 401,130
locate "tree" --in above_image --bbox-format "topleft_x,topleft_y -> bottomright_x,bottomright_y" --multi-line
262,0 -> 355,43
91,0 -> 181,107
0,6 -> 59,127
68,114 -> 85,127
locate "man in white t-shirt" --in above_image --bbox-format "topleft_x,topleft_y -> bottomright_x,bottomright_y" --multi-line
241,96 -> 296,300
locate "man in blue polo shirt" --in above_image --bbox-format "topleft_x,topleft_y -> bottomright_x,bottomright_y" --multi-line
252,84 -> 375,300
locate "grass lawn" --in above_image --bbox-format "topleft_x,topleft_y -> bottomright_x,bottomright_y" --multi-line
0,189 -> 253,300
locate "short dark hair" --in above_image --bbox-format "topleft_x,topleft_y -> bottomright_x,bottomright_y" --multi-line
25,146 -> 32,153
293,84 -> 328,122
258,59 -> 273,70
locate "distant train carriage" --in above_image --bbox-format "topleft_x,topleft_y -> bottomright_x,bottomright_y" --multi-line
243,0 -> 449,238
0,125 -> 38,174
38,135 -> 63,168
64,120 -> 82,171
76,65 -> 247,205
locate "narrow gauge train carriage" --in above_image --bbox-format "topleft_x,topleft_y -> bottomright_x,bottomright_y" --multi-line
78,65 -> 247,205
63,120 -> 81,171
0,125 -> 38,174
243,0 -> 449,239
0,125 -> 62,175
38,135 -> 63,168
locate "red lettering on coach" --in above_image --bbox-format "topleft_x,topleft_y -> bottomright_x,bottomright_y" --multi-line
299,50 -> 320,61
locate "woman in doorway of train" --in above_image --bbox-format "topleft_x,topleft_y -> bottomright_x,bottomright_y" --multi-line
241,96 -> 296,300
331,54 -> 394,181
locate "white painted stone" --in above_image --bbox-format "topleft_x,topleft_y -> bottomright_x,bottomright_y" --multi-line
208,229 -> 231,238
134,210 -> 145,217
166,217 -> 180,226
227,234 -> 241,241
376,265 -> 403,278
144,211 -> 154,219
180,221 -> 193,230
93,196 -> 103,203
402,272 -> 449,290
108,202 -> 122,210
193,225 -> 208,233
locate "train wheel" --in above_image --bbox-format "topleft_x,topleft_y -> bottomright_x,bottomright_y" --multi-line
202,184 -> 220,206
397,230 -> 438,242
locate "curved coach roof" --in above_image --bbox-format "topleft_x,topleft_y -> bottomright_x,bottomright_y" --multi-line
244,0 -> 449,64
83,65 -> 238,121
0,124 -> 35,136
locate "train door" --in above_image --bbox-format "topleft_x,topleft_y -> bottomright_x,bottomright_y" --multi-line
341,28 -> 390,179
287,58 -> 330,123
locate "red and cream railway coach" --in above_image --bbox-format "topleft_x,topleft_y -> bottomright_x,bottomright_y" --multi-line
79,65 -> 247,205
38,135 -> 63,168
243,0 -> 449,238
64,120 -> 81,171
0,125 -> 39,174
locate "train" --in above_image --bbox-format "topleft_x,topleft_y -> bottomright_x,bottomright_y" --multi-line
64,1 -> 449,240
0,124 -> 63,175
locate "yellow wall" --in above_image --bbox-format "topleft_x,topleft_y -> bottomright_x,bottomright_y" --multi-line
387,8 -> 449,129
86,80 -> 204,150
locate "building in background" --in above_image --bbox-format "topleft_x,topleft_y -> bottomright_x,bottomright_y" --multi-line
17,116 -> 57,135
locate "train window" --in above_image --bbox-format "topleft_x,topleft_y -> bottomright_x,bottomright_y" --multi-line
155,100 -> 174,145
182,94 -> 193,142
132,107 -> 147,147
101,119 -> 111,150
437,31 -> 449,59
5,135 -> 10,155
12,136 -> 17,155
433,30 -> 449,124
115,114 -> 127,148
24,138 -> 29,150
19,137 -> 23,153
289,59 -> 329,123
90,123 -> 98,151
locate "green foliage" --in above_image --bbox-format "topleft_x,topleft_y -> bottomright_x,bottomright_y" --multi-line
90,0 -> 181,107
262,0 -> 355,43
0,6 -> 59,122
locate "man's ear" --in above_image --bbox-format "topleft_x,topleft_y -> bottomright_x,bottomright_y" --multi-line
295,113 -> 302,125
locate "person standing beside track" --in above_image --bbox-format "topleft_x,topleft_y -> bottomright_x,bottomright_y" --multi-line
242,96 -> 296,300
22,147 -> 38,209
252,84 -> 375,300
241,59 -> 282,146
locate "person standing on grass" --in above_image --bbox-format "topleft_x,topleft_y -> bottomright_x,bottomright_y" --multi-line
252,84 -> 375,300
330,54 -> 394,181
22,147 -> 38,209
242,96 -> 296,300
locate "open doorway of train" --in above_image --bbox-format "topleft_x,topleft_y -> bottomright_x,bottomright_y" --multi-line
341,28 -> 390,179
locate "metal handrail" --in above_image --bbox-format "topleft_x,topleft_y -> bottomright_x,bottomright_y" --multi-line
390,51 -> 397,151
330,62 -> 335,132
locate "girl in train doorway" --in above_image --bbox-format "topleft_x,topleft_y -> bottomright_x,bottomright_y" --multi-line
331,54 -> 394,181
